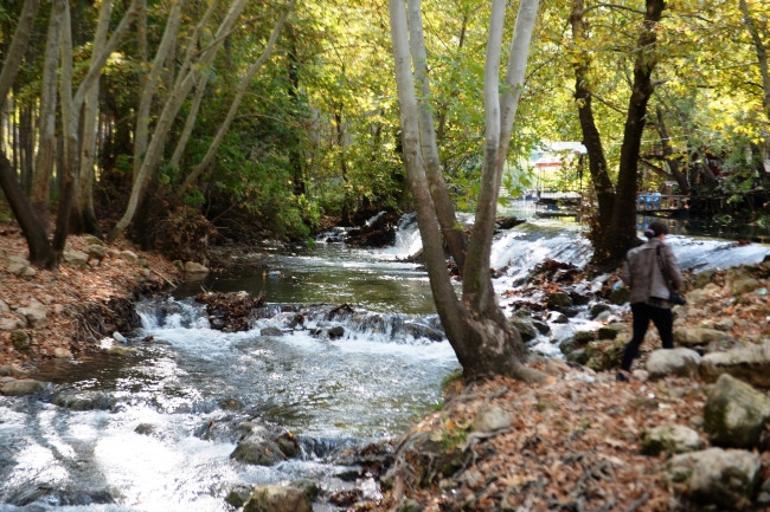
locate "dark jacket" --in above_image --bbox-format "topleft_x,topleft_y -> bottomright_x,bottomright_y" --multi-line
620,238 -> 683,306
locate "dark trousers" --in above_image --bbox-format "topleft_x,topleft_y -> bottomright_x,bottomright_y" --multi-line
621,302 -> 674,371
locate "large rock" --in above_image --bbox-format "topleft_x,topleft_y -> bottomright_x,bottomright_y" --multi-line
674,327 -> 730,347
86,244 -> 107,261
63,249 -> 89,267
510,316 -> 537,342
10,330 -> 31,351
609,286 -> 630,305
17,299 -> 47,327
667,448 -> 760,510
641,424 -> 702,456
546,291 -> 572,309
5,255 -> 36,277
119,250 -> 139,263
0,299 -> 9,314
646,348 -> 701,379
230,428 -> 297,466
584,338 -> 626,371
731,277 -> 761,296
597,323 -> 627,340
589,303 -> 611,319
686,283 -> 722,305
0,378 -> 46,396
700,342 -> 770,388
53,391 -> 117,411
243,485 -> 312,512
472,405 -> 512,433
0,314 -> 26,331
703,374 -> 770,448
184,261 -> 209,275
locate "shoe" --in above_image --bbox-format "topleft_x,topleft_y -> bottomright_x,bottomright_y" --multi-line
616,372 -> 629,382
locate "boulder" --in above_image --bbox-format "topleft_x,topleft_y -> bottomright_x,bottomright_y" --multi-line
243,484 -> 312,512
82,234 -> 105,246
327,325 -> 345,339
86,244 -> 107,261
260,327 -> 283,337
546,291 -> 573,309
667,448 -> 760,510
645,348 -> 701,379
674,327 -> 730,347
17,299 -> 47,327
731,277 -> 761,296
589,303 -> 611,319
6,256 -> 35,277
700,342 -> 770,388
609,286 -> 630,305
230,433 -> 287,466
0,378 -> 46,396
472,404 -> 512,433
640,424 -> 702,456
403,322 -> 444,341
0,364 -> 28,377
686,283 -> 721,305
63,249 -> 89,267
134,423 -> 158,436
52,347 -> 73,359
0,299 -> 9,314
184,261 -> 209,275
546,311 -> 568,324
10,330 -> 31,351
511,317 -> 537,342
597,323 -> 627,340
53,391 -> 117,411
531,319 -> 550,335
0,314 -> 26,331
565,348 -> 589,366
585,338 -> 626,371
704,374 -> 770,448
573,330 -> 596,344
225,484 -> 253,508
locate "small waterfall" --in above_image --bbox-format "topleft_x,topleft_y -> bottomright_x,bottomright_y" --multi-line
136,297 -> 210,330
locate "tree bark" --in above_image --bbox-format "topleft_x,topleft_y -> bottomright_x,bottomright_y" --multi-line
0,0 -> 41,107
606,0 -> 666,265
178,2 -> 292,195
169,72 -> 209,170
739,0 -> 770,172
31,2 -> 65,230
654,106 -> 689,194
405,0 -> 467,272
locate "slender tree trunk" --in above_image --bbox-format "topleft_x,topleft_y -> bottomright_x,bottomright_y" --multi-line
569,0 -> 614,235
405,0 -> 467,273
606,0 -> 666,265
0,0 -> 41,106
285,21 -> 306,196
178,2 -> 291,196
31,2 -> 65,230
169,72 -> 209,170
739,0 -> 770,172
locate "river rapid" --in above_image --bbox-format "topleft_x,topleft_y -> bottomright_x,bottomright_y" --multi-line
1,213 -> 768,511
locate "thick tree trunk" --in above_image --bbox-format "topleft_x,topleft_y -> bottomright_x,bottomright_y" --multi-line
405,0 -> 467,272
178,3 -> 291,195
606,0 -> 666,265
31,2 -> 65,229
569,0 -> 614,235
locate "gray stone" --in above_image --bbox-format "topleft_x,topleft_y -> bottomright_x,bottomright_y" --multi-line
10,330 -> 31,351
609,286 -> 630,305
641,424 -> 703,456
546,291 -> 573,309
225,484 -> 253,508
597,323 -> 627,340
52,347 -> 72,359
134,423 -> 158,436
0,378 -> 46,396
184,261 -> 209,274
472,404 -> 512,433
573,330 -> 596,344
700,342 -> 770,388
0,299 -> 9,314
230,434 -> 287,466
119,250 -> 139,263
531,319 -> 550,335
17,299 -> 47,327
327,325 -> 345,339
87,244 -> 107,260
704,374 -> 770,448
0,364 -> 27,377
82,234 -> 106,246
243,484 -> 312,512
0,314 -> 26,331
674,327 -> 731,347
667,448 -> 760,510
589,303 -> 611,319
565,348 -> 589,365
686,283 -> 721,305
731,277 -> 761,296
63,249 -> 89,267
112,331 -> 127,343
646,348 -> 701,379
511,317 -> 537,342
53,391 -> 117,411
547,311 -> 568,324
260,327 -> 283,337
403,322 -> 444,341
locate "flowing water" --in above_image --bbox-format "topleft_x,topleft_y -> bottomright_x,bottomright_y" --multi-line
1,213 -> 768,511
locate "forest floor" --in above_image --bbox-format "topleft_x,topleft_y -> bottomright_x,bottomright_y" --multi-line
0,222 -> 180,369
375,259 -> 770,512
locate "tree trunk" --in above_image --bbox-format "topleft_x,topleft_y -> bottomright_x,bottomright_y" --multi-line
405,0 -> 467,273
31,2 -> 65,230
0,0 -> 41,106
169,72 -> 209,170
654,106 -> 689,194
569,0 -> 614,235
739,0 -> 770,172
606,0 -> 666,265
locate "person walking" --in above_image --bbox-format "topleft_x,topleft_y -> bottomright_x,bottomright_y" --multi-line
617,220 -> 683,380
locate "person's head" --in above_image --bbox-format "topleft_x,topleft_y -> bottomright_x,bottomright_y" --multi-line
644,220 -> 668,240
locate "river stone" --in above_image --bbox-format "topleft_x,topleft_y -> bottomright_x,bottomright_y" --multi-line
546,291 -> 573,309
0,314 -> 26,331
0,378 -> 46,396
700,342 -> 770,388
547,311 -> 568,324
230,434 -> 287,466
258,326 -> 283,338
667,448 -> 760,510
403,322 -> 444,341
674,327 -> 731,347
327,325 -> 345,339
511,317 -> 537,342
0,364 -> 27,377
225,484 -> 253,508
731,277 -> 761,296
11,330 -> 31,351
641,424 -> 702,456
686,283 -> 721,305
609,286 -> 629,305
472,404 -> 512,433
585,338 -> 626,371
704,374 -> 770,448
184,261 -> 209,275
597,323 -> 627,340
53,391 -> 117,411
17,299 -> 47,327
134,423 -> 158,436
646,348 -> 701,379
243,484 -> 312,512
87,244 -> 107,261
119,250 -> 139,263
589,303 -> 611,319
63,249 -> 89,267
531,318 -> 550,335
573,330 -> 596,344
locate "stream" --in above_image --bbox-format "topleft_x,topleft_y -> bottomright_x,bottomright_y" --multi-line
1,213 -> 769,511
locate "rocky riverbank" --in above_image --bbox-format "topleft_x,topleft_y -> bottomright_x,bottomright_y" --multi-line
375,257 -> 770,511
0,223 -> 183,375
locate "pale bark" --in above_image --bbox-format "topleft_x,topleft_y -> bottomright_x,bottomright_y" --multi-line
739,0 -> 770,172
405,0 -> 467,273
0,0 -> 41,107
169,72 -> 209,169
31,0 -> 64,228
132,0 -> 184,179
77,0 -> 114,233
113,0 -> 249,237
178,2 -> 293,195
